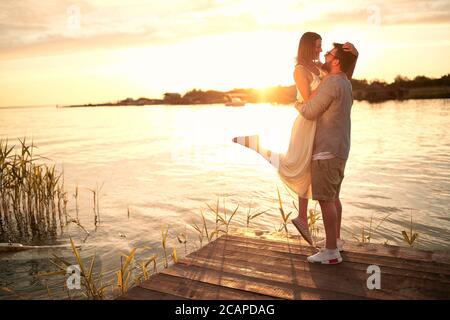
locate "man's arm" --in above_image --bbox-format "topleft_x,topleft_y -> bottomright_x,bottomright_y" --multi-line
295,77 -> 335,120
345,57 -> 358,79
343,42 -> 358,80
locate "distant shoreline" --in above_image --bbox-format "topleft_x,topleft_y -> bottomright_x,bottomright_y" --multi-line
60,86 -> 450,108
59,74 -> 450,108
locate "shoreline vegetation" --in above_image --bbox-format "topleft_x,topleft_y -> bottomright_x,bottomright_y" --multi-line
0,138 -> 67,244
0,138 -> 92,246
61,74 -> 450,108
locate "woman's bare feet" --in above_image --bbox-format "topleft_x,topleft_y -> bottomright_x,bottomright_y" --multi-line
292,217 -> 313,245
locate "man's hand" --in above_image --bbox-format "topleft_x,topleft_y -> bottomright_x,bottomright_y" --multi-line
310,88 -> 319,99
343,42 -> 358,57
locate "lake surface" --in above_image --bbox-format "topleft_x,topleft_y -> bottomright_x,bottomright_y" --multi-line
1,99 -> 449,299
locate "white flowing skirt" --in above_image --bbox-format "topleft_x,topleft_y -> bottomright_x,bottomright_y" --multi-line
232,113 -> 316,199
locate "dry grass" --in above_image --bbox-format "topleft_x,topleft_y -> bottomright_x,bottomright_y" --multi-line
402,209 -> 419,247
0,138 -> 67,243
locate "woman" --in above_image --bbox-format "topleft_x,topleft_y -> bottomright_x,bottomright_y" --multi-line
232,32 -> 358,245
277,31 -> 324,244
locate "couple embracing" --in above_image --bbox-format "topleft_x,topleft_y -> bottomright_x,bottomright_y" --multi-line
233,32 -> 358,265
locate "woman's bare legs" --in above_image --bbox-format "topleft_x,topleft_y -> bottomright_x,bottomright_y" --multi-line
232,135 -> 313,241
257,144 -> 272,161
232,135 -> 275,163
291,196 -> 313,245
298,197 -> 308,225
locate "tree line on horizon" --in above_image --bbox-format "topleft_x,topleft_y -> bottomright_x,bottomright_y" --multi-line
110,73 -> 449,106
351,73 -> 450,90
174,73 -> 450,104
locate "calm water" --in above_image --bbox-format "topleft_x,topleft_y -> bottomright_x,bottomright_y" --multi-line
1,99 -> 449,299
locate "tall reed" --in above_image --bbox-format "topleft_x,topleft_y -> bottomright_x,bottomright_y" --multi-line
0,138 -> 67,243
402,209 -> 419,247
89,183 -> 104,228
276,187 -> 292,235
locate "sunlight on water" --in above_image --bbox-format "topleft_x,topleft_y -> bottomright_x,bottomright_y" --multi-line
0,99 -> 449,299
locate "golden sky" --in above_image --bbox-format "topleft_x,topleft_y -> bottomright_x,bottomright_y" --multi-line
1,0 -> 449,107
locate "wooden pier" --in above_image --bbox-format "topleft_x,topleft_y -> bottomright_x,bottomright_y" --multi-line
120,230 -> 450,300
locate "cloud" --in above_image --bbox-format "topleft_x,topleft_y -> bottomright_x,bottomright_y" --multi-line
367,0 -> 450,25
0,0 -> 448,60
0,0 -> 94,48
0,0 -> 265,60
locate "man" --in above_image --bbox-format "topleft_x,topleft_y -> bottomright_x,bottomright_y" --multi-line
295,43 -> 358,264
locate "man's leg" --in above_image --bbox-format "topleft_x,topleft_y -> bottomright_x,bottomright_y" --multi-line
319,200 -> 338,250
307,198 -> 341,264
307,158 -> 345,264
335,198 -> 342,239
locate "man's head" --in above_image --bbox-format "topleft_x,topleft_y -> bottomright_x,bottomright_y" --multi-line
322,43 -> 357,74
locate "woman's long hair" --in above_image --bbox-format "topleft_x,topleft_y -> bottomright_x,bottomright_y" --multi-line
296,32 -> 321,67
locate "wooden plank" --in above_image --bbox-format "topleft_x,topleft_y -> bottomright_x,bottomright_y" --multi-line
139,272 -> 277,300
186,242 -> 450,299
341,241 -> 450,265
118,233 -> 450,300
186,248 -> 450,299
161,261 -> 366,300
228,231 -> 450,265
201,236 -> 450,284
215,235 -> 450,277
226,232 -> 450,265
120,285 -> 187,300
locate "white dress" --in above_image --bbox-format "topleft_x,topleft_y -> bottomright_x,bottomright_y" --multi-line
232,66 -> 323,198
276,66 -> 323,198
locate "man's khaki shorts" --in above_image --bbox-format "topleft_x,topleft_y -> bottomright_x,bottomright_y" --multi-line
311,157 -> 347,202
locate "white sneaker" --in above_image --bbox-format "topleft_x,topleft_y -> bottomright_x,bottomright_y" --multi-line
307,248 -> 343,265
315,238 -> 345,252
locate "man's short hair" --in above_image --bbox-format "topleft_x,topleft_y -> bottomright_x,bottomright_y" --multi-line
333,43 -> 357,73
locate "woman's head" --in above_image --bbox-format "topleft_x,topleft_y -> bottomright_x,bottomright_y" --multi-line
296,32 -> 322,66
